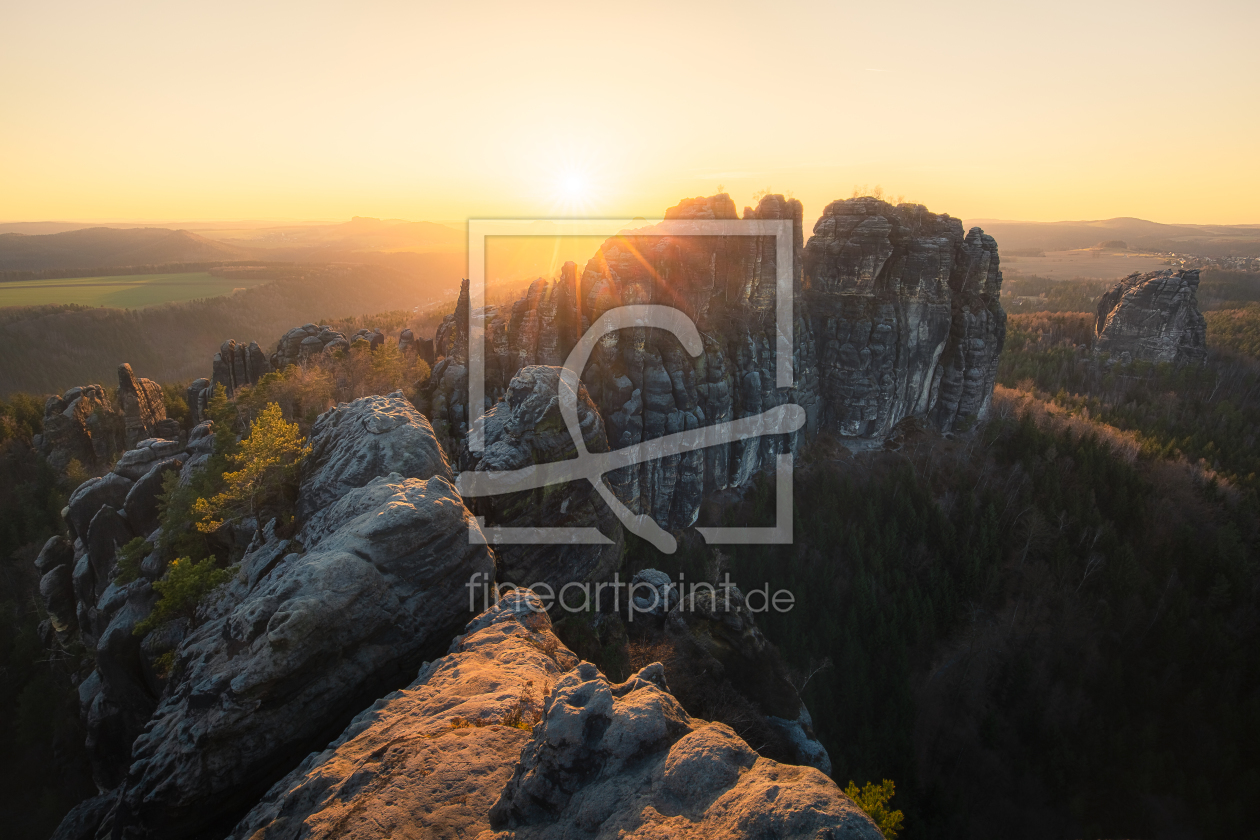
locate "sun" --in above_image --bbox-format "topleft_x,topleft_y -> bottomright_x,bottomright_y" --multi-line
560,172 -> 588,202
545,160 -> 605,215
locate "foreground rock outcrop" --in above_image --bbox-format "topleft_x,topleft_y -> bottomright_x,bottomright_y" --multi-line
44,393 -> 496,839
230,591 -> 881,840
425,193 -> 1005,529
1094,268 -> 1208,365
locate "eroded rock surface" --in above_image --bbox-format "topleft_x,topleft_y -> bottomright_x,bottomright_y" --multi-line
228,590 -> 575,840
230,591 -> 880,840
296,391 -> 452,522
487,654 -> 879,839
39,385 -> 124,472
117,363 -> 167,448
1094,268 -> 1208,365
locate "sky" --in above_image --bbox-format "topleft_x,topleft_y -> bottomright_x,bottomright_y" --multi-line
2,0 -> 1258,226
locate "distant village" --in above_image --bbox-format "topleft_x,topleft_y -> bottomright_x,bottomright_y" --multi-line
1161,252 -> 1260,272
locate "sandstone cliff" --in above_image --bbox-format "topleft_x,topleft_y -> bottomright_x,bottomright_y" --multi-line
424,194 -> 1005,530
1094,268 -> 1208,365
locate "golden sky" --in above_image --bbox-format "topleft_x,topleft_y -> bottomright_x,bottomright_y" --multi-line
2,0 -> 1257,225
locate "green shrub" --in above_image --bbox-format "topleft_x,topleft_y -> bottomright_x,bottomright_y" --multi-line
844,779 -> 904,839
133,556 -> 236,637
191,402 -> 308,533
161,383 -> 190,428
114,537 -> 152,584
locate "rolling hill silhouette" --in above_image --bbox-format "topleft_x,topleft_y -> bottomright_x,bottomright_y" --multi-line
0,227 -> 248,271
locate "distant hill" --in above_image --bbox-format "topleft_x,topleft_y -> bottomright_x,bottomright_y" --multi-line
0,227 -> 248,271
966,217 -> 1260,257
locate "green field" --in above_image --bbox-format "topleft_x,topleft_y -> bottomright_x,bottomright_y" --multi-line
0,272 -> 270,308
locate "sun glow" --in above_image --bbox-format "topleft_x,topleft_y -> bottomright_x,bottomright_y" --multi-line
560,173 -> 587,202
544,161 -> 607,216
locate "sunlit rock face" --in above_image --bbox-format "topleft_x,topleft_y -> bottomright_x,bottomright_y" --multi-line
1094,268 -> 1208,365
425,194 -> 1006,529
227,591 -> 883,840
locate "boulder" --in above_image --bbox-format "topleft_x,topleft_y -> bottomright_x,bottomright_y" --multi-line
487,660 -> 880,838
65,473 -> 132,539
123,456 -> 184,536
35,534 -> 74,573
40,384 -> 124,472
112,437 -> 183,480
296,391 -> 452,522
1094,269 -> 1208,365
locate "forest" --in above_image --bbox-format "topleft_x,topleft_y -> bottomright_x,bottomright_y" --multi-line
3,274 -> 1260,838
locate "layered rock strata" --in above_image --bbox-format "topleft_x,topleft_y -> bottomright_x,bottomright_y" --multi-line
1094,268 -> 1208,365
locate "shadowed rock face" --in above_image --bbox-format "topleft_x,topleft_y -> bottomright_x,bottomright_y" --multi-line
426,194 -> 1005,529
464,365 -> 624,593
229,591 -> 882,840
1094,269 -> 1207,365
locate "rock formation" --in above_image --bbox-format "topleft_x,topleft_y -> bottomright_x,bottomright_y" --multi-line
42,393 -> 495,839
38,364 -> 170,470
211,339 -> 272,400
116,363 -> 167,448
1094,269 -> 1208,365
614,569 -> 832,774
423,193 -> 1006,529
38,385 -> 123,472
229,591 -> 881,840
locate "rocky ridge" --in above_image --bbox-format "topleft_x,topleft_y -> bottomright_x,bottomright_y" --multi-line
186,323 -> 435,424
41,382 -> 855,840
41,392 -> 497,839
229,591 -> 880,840
1093,268 -> 1208,365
